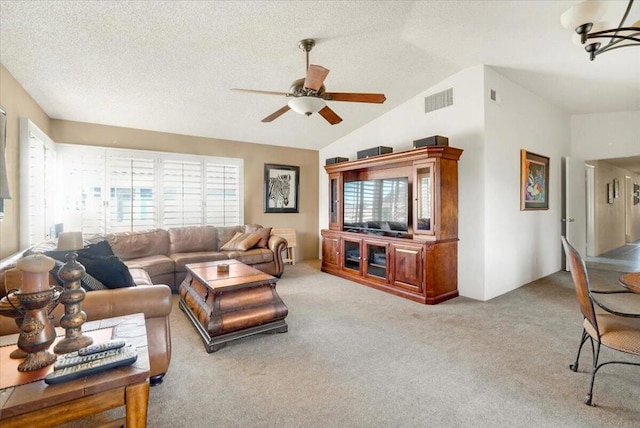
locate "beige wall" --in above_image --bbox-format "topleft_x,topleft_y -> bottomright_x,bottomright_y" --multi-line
0,65 -> 52,258
589,160 -> 640,255
50,120 -> 319,262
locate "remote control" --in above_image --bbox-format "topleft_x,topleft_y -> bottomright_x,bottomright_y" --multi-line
55,345 -> 133,370
45,346 -> 137,385
78,339 -> 126,356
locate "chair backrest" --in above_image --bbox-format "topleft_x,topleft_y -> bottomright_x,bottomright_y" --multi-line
561,236 -> 598,332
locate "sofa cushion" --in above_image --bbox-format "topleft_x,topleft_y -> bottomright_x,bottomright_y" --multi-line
220,232 -> 261,251
222,248 -> 274,265
123,255 -> 175,278
215,226 -> 243,251
168,226 -> 216,254
106,229 -> 170,260
170,251 -> 229,272
245,224 -> 272,248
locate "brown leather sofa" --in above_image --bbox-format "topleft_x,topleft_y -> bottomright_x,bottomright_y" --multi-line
0,263 -> 172,386
103,224 -> 288,292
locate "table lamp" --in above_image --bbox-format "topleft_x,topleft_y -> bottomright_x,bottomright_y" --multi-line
53,231 -> 93,354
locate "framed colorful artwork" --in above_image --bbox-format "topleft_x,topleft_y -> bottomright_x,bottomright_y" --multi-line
520,150 -> 550,211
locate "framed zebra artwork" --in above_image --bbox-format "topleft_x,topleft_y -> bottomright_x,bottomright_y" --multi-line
264,163 -> 300,213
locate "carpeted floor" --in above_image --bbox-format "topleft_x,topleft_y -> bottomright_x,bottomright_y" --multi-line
64,261 -> 639,427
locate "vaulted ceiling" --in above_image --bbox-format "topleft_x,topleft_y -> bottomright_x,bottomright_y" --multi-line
1,1 -> 638,150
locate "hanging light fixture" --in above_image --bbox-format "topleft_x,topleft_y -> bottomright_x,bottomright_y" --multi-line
561,0 -> 640,60
287,96 -> 326,116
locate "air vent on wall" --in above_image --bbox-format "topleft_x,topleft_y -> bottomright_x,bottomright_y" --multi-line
424,88 -> 453,113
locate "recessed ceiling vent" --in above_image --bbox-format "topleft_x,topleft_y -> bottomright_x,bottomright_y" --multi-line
424,88 -> 453,113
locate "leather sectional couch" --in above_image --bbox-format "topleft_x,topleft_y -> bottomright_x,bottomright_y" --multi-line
0,224 -> 287,386
102,224 -> 288,292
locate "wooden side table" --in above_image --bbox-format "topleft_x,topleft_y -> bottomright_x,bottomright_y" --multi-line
619,272 -> 640,294
0,313 -> 150,428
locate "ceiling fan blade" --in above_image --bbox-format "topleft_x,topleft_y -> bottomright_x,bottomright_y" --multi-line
318,106 -> 343,125
232,88 -> 289,97
304,64 -> 330,91
322,92 -> 386,104
261,105 -> 291,123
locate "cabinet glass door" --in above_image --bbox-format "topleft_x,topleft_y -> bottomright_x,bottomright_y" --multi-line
415,165 -> 434,234
343,239 -> 361,273
330,177 -> 338,224
365,243 -> 387,279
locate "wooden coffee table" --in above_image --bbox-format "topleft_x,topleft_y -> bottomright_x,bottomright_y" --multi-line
179,260 -> 288,352
0,313 -> 150,428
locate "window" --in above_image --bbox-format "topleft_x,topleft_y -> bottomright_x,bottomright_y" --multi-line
20,119 -> 59,247
52,144 -> 243,237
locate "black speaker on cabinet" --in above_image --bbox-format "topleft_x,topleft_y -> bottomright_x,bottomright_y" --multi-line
356,146 -> 393,159
413,135 -> 449,148
325,157 -> 349,165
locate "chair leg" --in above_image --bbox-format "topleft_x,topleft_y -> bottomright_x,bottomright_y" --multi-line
570,329 -> 589,372
584,341 -> 601,406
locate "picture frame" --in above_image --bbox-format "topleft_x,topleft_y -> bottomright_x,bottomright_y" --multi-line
634,183 -> 639,205
264,163 -> 300,213
520,150 -> 550,211
607,182 -> 614,204
613,178 -> 619,198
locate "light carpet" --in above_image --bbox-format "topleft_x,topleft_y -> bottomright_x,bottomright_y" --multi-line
64,261 -> 640,427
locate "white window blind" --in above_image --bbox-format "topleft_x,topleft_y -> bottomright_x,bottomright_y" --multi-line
163,160 -> 203,227
206,163 -> 241,226
59,147 -> 106,235
108,155 -> 156,233
19,119 -> 58,247
55,144 -> 243,233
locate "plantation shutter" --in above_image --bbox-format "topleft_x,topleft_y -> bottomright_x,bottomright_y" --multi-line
206,163 -> 240,226
107,155 -> 156,233
162,160 -> 204,227
20,119 -> 57,247
58,147 -> 107,234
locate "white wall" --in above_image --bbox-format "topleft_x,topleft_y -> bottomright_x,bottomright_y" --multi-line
571,111 -> 640,161
483,67 -> 570,300
319,65 -> 572,301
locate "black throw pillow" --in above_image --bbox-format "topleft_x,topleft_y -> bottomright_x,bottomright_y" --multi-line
76,253 -> 135,289
49,259 -> 109,292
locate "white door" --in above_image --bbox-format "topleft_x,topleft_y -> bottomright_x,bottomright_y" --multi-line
562,157 -> 587,270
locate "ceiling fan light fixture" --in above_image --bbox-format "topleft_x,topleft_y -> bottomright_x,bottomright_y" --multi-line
288,96 -> 325,116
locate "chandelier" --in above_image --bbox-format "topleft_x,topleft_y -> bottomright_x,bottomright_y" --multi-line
561,0 -> 640,60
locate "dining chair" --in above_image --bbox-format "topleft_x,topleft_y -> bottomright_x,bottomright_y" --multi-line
560,236 -> 640,406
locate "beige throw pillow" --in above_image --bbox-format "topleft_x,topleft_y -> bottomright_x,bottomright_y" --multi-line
220,232 -> 261,251
245,224 -> 272,248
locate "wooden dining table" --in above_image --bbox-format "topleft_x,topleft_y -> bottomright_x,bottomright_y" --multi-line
618,272 -> 640,294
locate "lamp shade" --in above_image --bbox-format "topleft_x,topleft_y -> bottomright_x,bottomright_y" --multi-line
57,231 -> 84,251
561,0 -> 607,30
287,96 -> 325,116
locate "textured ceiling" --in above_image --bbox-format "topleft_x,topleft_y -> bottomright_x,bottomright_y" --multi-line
1,1 -> 639,150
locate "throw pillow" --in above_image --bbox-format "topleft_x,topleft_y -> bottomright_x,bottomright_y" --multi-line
76,253 -> 136,289
244,224 -> 272,248
49,259 -> 109,292
220,232 -> 261,251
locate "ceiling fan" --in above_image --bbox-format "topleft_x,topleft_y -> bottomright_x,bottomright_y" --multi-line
232,39 -> 386,125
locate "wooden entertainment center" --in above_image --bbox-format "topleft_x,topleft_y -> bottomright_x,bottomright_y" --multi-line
321,146 -> 462,304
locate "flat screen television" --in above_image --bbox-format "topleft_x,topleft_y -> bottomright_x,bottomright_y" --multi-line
343,177 -> 409,235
